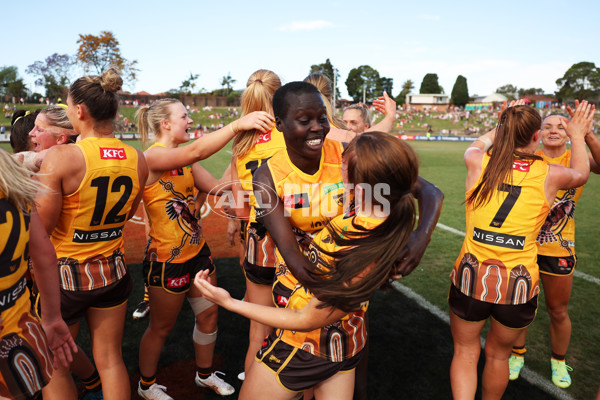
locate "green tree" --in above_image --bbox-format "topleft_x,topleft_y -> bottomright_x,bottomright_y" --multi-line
555,62 -> 600,101
345,65 -> 381,102
76,31 -> 139,88
450,75 -> 469,107
395,79 -> 414,105
310,58 -> 341,99
419,73 -> 442,94
378,77 -> 394,96
0,66 -> 28,98
180,73 -> 199,95
26,53 -> 73,98
220,72 -> 236,95
496,84 -> 518,100
517,87 -> 545,97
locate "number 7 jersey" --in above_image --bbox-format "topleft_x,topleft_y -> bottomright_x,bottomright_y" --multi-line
51,137 -> 140,291
451,154 -> 550,305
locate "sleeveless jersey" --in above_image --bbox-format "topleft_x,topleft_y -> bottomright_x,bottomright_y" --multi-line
451,154 -> 550,305
236,127 -> 285,268
534,150 -> 583,257
0,197 -> 53,397
51,137 -> 140,291
143,143 -> 205,263
276,214 -> 377,361
267,139 -> 345,290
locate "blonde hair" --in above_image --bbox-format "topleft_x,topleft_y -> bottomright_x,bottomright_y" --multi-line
233,70 -> 281,158
136,98 -> 181,149
40,105 -> 73,130
69,68 -> 123,122
304,73 -> 347,129
0,150 -> 43,213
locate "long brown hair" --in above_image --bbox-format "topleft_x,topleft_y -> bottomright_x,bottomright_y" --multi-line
69,68 -> 122,122
467,105 -> 542,209
305,132 -> 418,312
233,69 -> 281,158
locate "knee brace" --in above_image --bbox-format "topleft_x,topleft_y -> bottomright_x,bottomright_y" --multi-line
193,326 -> 217,345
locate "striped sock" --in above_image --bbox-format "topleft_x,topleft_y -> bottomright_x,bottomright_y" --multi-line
140,375 -> 156,391
512,346 -> 527,357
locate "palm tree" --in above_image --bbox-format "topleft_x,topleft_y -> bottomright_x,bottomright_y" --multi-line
220,73 -> 236,95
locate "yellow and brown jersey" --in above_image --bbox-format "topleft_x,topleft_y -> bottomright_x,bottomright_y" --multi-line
451,154 -> 550,305
276,214 -> 377,361
0,196 -> 54,398
534,150 -> 583,257
235,126 -> 286,210
51,137 -> 140,291
143,143 -> 205,263
266,139 -> 345,290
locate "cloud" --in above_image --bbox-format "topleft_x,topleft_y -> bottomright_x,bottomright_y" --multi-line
277,20 -> 334,32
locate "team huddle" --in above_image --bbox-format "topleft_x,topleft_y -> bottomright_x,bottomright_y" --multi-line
0,67 -> 598,400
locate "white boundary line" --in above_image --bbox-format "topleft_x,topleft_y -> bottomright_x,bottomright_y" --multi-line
391,281 -> 577,400
436,223 -> 599,286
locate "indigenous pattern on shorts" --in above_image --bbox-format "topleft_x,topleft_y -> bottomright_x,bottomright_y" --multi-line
0,196 -> 53,399
143,143 -> 205,263
451,154 -> 550,305
266,139 -> 345,290
276,214 -> 377,361
50,137 -> 140,290
534,150 -> 583,258
58,249 -> 127,291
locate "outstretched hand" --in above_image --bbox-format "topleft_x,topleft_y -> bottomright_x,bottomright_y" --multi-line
372,91 -> 397,117
194,270 -> 234,307
236,111 -> 274,133
42,318 -> 78,369
562,100 -> 594,141
567,100 -> 596,139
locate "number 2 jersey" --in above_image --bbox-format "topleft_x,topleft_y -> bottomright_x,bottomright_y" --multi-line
451,154 -> 550,305
51,137 -> 140,291
534,149 -> 583,258
266,139 -> 345,291
0,197 -> 53,398
275,213 -> 376,362
143,143 -> 205,263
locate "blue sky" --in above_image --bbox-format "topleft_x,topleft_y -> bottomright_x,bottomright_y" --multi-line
4,0 -> 599,99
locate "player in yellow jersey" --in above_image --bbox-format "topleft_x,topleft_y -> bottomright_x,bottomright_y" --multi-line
195,131 -> 423,399
508,109 -> 600,388
135,98 -> 273,399
0,150 -> 76,400
251,82 -> 442,399
36,69 -> 149,400
228,70 -> 286,380
449,101 -> 593,400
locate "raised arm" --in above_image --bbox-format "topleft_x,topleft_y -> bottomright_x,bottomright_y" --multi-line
194,270 -> 346,331
144,111 -> 274,172
367,91 -> 397,133
29,208 -> 77,368
391,176 -> 443,278
585,130 -> 600,174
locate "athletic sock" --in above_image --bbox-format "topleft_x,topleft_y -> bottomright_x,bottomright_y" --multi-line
143,289 -> 150,302
82,370 -> 102,392
197,366 -> 214,379
140,375 -> 156,390
551,352 -> 566,361
512,346 -> 527,357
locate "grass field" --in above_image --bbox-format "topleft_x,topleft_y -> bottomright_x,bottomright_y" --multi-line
1,133 -> 598,398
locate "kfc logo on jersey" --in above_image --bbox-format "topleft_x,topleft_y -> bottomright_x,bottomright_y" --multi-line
257,131 -> 271,144
512,160 -> 530,172
169,168 -> 184,176
167,274 -> 190,289
100,148 -> 127,160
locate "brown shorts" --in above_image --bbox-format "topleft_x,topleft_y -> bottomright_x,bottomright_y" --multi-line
538,254 -> 576,276
143,244 -> 215,294
60,272 -> 132,326
448,284 -> 538,329
256,332 -> 362,392
272,280 -> 294,308
243,259 -> 275,286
